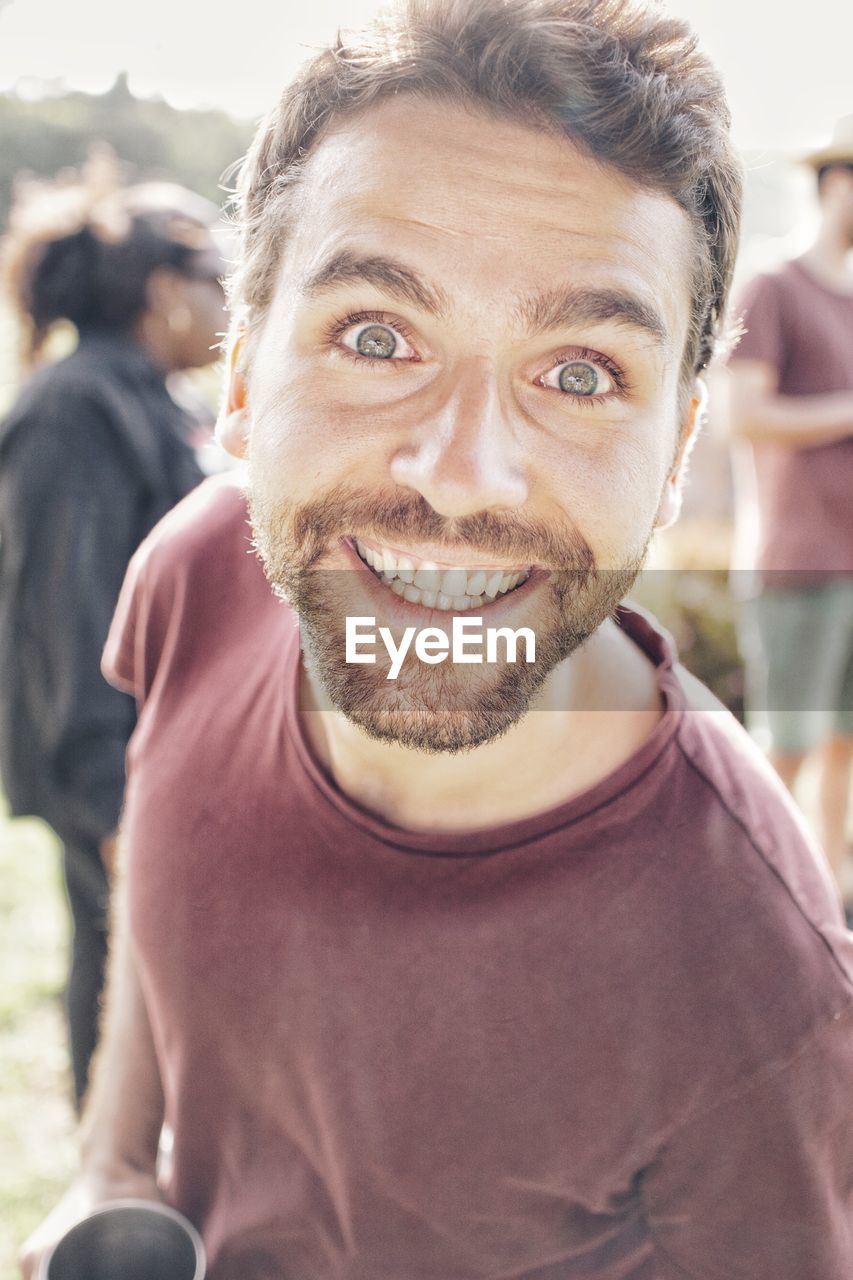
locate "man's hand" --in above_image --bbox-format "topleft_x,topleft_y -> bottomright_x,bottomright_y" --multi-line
18,1163 -> 161,1279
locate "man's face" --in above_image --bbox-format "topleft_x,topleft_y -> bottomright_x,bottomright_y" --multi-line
239,97 -> 696,752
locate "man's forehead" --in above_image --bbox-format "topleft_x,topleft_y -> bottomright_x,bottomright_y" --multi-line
300,98 -> 658,222
281,97 -> 694,342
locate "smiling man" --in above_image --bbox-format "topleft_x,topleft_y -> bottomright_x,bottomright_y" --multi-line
239,94 -> 684,764
20,2 -> 853,1279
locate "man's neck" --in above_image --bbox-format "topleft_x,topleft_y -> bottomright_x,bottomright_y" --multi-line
299,617 -> 665,834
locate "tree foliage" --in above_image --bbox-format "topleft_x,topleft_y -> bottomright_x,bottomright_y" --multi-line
0,74 -> 255,227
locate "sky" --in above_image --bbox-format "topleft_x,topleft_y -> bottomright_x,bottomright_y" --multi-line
0,0 -> 851,155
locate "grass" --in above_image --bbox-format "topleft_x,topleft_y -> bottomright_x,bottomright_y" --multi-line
0,806 -> 77,1280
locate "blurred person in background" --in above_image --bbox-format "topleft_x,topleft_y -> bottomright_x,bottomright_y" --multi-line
728,116 -> 853,923
0,173 -> 226,1111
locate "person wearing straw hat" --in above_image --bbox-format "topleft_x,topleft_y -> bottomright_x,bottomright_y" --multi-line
20,4 -> 853,1279
728,115 -> 853,922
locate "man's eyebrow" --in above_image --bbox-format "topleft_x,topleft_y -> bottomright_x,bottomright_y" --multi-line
300,253 -> 669,347
517,286 -> 670,347
299,251 -> 450,318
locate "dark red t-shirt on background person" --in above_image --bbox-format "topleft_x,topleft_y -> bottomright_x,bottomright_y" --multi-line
729,259 -> 853,581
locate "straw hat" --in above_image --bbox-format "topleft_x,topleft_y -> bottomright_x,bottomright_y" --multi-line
802,115 -> 853,169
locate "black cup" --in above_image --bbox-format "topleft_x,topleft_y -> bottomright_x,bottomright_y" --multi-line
39,1199 -> 206,1280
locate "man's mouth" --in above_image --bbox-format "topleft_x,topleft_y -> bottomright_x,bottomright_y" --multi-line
351,536 -> 531,611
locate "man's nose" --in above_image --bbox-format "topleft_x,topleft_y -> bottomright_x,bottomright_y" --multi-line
389,361 -> 528,518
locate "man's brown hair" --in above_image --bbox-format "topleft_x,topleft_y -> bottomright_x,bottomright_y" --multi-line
231,0 -> 743,381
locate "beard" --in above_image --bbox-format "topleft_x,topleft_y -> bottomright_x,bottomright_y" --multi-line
249,482 -> 648,754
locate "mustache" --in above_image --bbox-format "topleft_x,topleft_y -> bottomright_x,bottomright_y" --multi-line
264,484 -> 597,573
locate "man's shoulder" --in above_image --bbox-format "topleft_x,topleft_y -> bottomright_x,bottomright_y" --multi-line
671,665 -> 849,950
132,470 -> 253,579
634,666 -> 853,1087
103,471 -> 274,699
116,469 -> 265,651
673,664 -> 820,873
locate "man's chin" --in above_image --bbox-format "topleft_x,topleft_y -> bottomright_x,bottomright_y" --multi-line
299,616 -> 576,755
261,546 -> 646,753
306,660 -> 541,754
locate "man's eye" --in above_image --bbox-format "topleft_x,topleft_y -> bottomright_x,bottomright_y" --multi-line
341,322 -> 415,361
539,359 -> 615,397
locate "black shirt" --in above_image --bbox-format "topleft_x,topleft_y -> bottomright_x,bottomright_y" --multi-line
0,331 -> 203,846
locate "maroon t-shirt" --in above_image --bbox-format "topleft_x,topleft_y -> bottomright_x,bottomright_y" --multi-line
729,258 -> 853,579
103,476 -> 853,1280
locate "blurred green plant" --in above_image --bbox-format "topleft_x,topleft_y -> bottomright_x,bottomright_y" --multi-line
0,74 -> 254,226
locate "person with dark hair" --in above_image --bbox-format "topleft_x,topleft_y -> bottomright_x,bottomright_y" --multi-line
728,116 -> 853,921
20,3 -> 853,1278
0,176 -> 225,1111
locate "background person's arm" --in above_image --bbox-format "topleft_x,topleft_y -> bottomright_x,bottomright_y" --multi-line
728,357 -> 853,447
18,852 -> 165,1279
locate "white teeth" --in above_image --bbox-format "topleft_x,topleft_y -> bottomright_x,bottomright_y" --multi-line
413,566 -> 443,592
483,570 -> 503,599
354,539 -> 529,609
395,555 -> 414,583
441,567 -> 469,598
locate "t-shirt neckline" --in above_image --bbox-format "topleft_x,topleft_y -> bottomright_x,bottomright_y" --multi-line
790,257 -> 853,302
283,605 -> 686,856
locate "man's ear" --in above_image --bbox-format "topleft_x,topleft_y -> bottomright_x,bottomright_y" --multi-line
216,331 -> 250,459
654,379 -> 708,530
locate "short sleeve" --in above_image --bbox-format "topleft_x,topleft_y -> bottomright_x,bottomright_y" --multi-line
642,1004 -> 853,1280
101,546 -> 145,699
729,272 -> 789,375
101,478 -> 228,708
101,527 -> 177,707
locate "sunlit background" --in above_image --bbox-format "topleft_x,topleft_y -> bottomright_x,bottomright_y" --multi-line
3,0 -> 851,314
0,2 -> 850,1274
1,0 -> 850,149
